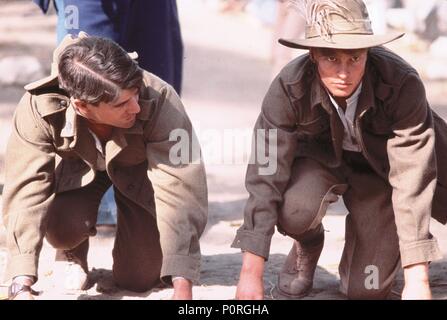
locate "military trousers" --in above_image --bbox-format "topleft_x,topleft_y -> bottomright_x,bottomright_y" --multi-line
278,151 -> 401,299
45,170 -> 162,292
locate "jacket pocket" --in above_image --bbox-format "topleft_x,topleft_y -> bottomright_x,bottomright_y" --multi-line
296,116 -> 330,137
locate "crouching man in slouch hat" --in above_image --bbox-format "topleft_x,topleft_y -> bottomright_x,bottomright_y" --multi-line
3,33 -> 207,300
233,0 -> 447,300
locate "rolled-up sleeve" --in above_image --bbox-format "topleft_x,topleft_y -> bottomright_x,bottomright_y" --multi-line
145,86 -> 208,284
387,72 -> 443,267
2,93 -> 56,281
231,77 -> 299,259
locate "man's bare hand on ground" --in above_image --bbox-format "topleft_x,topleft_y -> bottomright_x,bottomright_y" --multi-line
235,252 -> 265,300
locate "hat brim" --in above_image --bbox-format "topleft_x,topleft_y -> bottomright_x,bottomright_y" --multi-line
278,32 -> 405,50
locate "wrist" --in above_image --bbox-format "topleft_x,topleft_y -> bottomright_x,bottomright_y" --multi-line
241,252 -> 265,277
172,277 -> 192,288
404,262 -> 430,283
172,277 -> 192,300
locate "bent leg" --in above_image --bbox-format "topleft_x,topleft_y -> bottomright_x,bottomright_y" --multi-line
278,157 -> 347,240
112,188 -> 162,292
340,170 -> 400,300
277,157 -> 347,297
46,171 -> 111,252
45,171 -> 111,289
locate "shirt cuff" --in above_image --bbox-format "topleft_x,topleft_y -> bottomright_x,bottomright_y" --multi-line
5,254 -> 38,283
399,238 -> 444,267
160,254 -> 200,285
172,276 -> 188,282
231,229 -> 272,260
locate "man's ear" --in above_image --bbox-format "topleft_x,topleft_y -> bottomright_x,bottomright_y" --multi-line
71,98 -> 89,116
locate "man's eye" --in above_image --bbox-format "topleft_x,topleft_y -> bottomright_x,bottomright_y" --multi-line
327,56 -> 337,62
352,56 -> 360,62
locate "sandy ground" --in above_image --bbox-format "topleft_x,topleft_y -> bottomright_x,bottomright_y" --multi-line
0,0 -> 446,300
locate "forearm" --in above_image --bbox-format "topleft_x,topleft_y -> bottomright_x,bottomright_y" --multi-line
3,104 -> 56,281
233,113 -> 299,258
387,72 -> 443,266
4,194 -> 55,280
241,251 -> 265,277
236,251 -> 266,300
150,162 -> 207,283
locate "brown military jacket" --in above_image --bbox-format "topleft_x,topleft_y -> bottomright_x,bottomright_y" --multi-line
233,46 -> 447,267
2,69 -> 208,282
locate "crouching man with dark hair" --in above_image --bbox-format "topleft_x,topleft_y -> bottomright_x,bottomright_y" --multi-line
2,33 -> 207,300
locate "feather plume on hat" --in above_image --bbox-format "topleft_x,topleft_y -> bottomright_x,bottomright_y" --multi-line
288,0 -> 354,41
279,0 -> 404,50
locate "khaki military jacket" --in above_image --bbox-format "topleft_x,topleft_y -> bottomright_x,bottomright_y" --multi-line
3,71 -> 208,282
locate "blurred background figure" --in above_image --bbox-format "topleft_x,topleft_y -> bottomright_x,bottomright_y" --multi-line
399,0 -> 439,40
33,0 -> 183,94
207,0 -> 306,76
385,0 -> 447,79
386,0 -> 447,42
271,0 -> 305,77
364,0 -> 391,34
32,0 -> 184,225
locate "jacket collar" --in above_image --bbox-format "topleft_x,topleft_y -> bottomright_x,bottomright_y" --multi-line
281,55 -> 332,114
355,62 -> 390,118
310,74 -> 334,115
60,103 -> 78,140
59,95 -> 155,166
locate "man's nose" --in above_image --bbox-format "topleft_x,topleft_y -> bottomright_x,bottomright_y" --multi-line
128,98 -> 141,114
337,63 -> 349,79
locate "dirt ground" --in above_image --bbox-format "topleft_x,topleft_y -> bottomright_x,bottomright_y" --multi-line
0,0 -> 446,300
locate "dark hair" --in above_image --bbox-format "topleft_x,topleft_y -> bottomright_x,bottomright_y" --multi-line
58,37 -> 143,105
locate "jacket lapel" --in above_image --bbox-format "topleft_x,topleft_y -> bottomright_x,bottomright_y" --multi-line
105,96 -> 155,165
59,104 -> 98,167
311,77 -> 345,165
105,129 -> 128,169
326,98 -> 345,165
356,66 -> 377,119
72,118 -> 99,168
